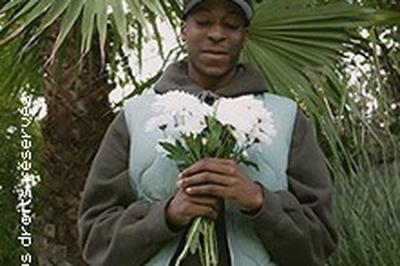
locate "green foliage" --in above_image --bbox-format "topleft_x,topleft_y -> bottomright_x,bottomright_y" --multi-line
244,0 -> 399,94
0,0 -> 182,62
242,1 -> 400,176
159,116 -> 246,171
0,32 -> 45,99
0,110 -> 21,263
329,161 -> 400,265
176,216 -> 218,266
0,0 -> 184,103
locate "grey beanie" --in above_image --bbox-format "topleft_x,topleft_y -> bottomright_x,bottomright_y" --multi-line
182,0 -> 254,25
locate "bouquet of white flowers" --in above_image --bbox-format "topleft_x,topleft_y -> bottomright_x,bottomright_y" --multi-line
145,91 -> 276,266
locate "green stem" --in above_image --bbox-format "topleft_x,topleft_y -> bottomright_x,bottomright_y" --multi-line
205,221 -> 210,266
199,237 -> 206,266
209,221 -> 217,265
175,217 -> 202,266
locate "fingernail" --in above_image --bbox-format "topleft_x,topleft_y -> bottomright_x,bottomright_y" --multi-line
176,180 -> 183,187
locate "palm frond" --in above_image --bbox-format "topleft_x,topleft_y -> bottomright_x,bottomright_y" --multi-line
0,0 -> 182,63
0,32 -> 44,98
242,0 -> 400,174
244,0 -> 400,94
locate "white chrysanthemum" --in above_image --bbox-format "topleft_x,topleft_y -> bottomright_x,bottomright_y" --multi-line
249,108 -> 277,145
252,123 -> 276,145
176,114 -> 207,135
146,91 -> 277,157
213,95 -> 277,146
231,130 -> 248,147
215,98 -> 254,133
153,91 -> 212,117
145,114 -> 174,133
145,91 -> 212,141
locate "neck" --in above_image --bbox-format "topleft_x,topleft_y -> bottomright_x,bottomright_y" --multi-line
188,63 -> 237,91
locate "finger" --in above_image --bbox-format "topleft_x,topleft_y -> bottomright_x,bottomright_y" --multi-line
190,204 -> 218,220
170,190 -> 219,225
177,172 -> 233,188
180,158 -> 237,178
177,189 -> 221,213
187,195 -> 220,211
185,184 -> 230,199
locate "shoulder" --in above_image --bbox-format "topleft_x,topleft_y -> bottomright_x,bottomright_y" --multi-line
122,90 -> 158,134
259,93 -> 298,119
289,108 -> 319,154
123,89 -> 157,111
261,92 -> 297,106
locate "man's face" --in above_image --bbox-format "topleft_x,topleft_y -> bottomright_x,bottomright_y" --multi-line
182,0 -> 247,80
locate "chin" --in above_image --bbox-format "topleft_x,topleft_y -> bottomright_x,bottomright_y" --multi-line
200,64 -> 234,78
189,58 -> 236,80
203,68 -> 231,77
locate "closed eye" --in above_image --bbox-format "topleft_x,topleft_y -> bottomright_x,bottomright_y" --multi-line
225,23 -> 240,30
195,19 -> 211,27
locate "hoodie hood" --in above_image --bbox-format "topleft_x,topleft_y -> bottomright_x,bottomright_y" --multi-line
153,59 -> 269,103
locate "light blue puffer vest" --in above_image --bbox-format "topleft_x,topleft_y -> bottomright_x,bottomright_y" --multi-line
123,90 -> 298,266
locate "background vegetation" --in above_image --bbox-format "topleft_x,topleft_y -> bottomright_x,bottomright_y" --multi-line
0,0 -> 399,265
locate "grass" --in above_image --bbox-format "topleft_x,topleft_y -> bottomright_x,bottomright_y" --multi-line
328,160 -> 400,266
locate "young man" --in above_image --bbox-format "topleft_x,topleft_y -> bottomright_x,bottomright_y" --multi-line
78,0 -> 338,265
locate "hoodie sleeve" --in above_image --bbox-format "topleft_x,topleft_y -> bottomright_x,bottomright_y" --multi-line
78,111 -> 181,266
250,109 -> 338,266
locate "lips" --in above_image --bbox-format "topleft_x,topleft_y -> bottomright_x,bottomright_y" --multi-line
201,50 -> 230,62
202,49 -> 229,55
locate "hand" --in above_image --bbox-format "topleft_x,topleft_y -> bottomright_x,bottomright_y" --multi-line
166,187 -> 220,230
178,158 -> 264,213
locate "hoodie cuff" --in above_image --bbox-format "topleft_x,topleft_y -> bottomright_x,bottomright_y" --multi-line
242,185 -> 285,227
146,199 -> 182,241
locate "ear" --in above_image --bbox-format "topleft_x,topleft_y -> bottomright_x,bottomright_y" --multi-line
181,22 -> 188,41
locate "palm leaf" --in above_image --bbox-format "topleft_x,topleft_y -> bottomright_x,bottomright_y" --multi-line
242,0 -> 400,174
95,0 -> 108,62
0,0 -> 27,13
0,0 -> 182,62
244,1 -> 400,94
0,0 -> 52,45
80,0 -> 95,55
0,33 -> 44,98
109,0 -> 128,45
47,0 -> 85,63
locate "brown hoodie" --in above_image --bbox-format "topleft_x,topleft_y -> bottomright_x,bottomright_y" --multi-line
78,60 -> 338,266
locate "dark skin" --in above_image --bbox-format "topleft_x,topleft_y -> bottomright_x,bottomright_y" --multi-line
167,158 -> 264,229
181,0 -> 247,89
166,0 -> 264,229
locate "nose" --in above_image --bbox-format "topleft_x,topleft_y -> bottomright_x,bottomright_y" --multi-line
207,24 -> 226,43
